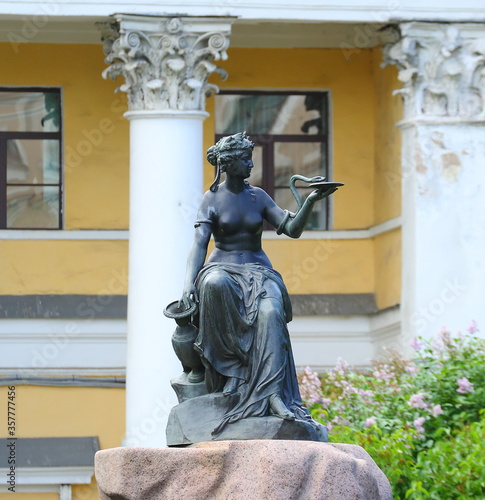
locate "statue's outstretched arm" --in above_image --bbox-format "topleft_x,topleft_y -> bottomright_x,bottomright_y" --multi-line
264,185 -> 338,239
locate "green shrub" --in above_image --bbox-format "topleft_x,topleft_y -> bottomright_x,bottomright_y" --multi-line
406,414 -> 485,499
299,323 -> 485,499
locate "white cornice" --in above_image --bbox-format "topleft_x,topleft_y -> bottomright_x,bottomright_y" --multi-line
0,217 -> 401,240
0,1 -> 483,23
0,319 -> 126,373
0,309 -> 401,374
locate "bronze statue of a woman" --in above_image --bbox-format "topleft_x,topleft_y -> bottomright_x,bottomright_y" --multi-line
166,132 -> 340,443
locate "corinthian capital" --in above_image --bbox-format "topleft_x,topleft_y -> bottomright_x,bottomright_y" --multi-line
98,15 -> 234,112
383,22 -> 485,120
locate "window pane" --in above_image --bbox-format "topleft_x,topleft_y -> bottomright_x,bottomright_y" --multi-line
275,187 -> 327,230
7,186 -> 59,228
274,142 -> 326,187
215,93 -> 326,136
274,187 -> 298,213
7,139 -> 60,184
0,90 -> 60,132
250,145 -> 263,188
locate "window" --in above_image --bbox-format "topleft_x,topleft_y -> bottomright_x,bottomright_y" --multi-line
0,88 -> 62,229
215,91 -> 329,229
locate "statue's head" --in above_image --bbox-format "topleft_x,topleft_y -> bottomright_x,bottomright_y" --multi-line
207,132 -> 255,192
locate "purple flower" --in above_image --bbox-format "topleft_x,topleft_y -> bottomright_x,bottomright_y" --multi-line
408,393 -> 428,409
405,364 -> 418,376
467,320 -> 479,334
364,416 -> 377,428
438,325 -> 452,341
413,417 -> 426,436
373,369 -> 394,382
334,357 -> 349,375
457,377 -> 474,394
430,404 -> 443,417
299,366 -> 323,405
411,337 -> 423,351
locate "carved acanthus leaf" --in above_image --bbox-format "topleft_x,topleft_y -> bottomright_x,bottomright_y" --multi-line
97,16 -> 232,112
383,23 -> 485,119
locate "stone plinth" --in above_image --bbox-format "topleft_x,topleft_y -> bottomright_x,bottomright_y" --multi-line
95,440 -> 393,500
167,393 -> 328,446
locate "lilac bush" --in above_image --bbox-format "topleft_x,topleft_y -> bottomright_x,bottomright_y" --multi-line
298,322 -> 485,499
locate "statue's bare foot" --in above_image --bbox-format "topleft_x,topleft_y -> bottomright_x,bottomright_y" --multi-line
269,394 -> 295,420
223,377 -> 240,396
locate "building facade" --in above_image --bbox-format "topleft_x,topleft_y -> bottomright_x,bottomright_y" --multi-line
0,1 -> 484,498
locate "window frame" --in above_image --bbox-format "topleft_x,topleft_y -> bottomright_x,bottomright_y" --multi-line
215,89 -> 331,230
0,86 -> 63,230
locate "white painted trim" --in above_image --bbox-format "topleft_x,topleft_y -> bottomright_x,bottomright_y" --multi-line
0,217 -> 401,240
290,306 -> 401,371
397,117 -> 485,128
0,484 -> 59,493
0,465 -> 94,485
264,216 -> 402,239
0,308 -> 401,374
368,217 -> 402,237
0,229 -> 129,240
0,319 -> 126,373
0,367 -> 126,377
0,318 -> 126,334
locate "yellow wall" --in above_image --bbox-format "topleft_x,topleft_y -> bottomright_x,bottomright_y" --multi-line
0,385 -> 124,500
267,238 -> 374,294
372,48 -> 402,308
207,48 -> 378,295
0,240 -> 127,294
372,48 -> 402,224
374,229 -> 401,309
0,40 -> 402,500
0,43 -> 401,301
0,43 -> 130,230
217,48 -> 375,230
0,385 -> 125,445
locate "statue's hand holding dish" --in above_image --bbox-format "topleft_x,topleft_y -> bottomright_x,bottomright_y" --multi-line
308,181 -> 345,202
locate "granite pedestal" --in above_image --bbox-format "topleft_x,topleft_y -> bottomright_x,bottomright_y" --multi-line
95,440 -> 393,500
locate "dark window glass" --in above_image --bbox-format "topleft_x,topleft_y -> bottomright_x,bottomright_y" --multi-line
0,88 -> 62,229
215,91 -> 329,230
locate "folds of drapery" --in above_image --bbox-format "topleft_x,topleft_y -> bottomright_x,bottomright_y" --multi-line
194,263 -> 307,435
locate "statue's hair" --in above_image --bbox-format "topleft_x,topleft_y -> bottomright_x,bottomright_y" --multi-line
208,132 -> 255,192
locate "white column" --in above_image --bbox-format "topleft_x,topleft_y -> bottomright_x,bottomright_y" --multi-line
99,15 -> 233,447
384,22 -> 485,347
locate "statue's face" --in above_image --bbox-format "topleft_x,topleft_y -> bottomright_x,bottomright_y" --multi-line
225,148 -> 254,179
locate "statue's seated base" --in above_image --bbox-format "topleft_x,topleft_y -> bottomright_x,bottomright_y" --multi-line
166,392 -> 328,446
95,440 -> 393,500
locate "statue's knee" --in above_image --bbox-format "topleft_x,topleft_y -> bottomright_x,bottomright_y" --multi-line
259,298 -> 284,321
201,269 -> 229,291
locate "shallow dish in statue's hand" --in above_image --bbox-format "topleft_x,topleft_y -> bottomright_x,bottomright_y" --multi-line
308,181 -> 345,189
